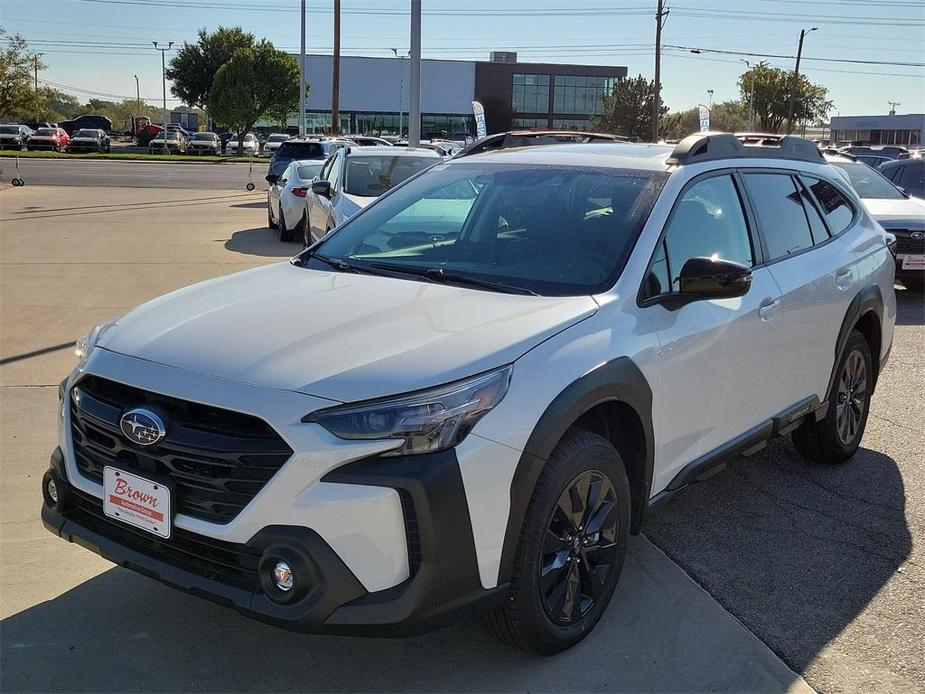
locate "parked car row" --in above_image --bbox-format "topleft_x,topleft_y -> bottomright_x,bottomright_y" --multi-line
0,124 -> 112,153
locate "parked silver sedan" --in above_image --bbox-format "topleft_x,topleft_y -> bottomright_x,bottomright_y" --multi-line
303,147 -> 441,246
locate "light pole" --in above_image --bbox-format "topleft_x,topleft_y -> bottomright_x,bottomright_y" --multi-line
786,27 -> 817,134
888,101 -> 900,116
392,48 -> 409,138
134,74 -> 141,112
153,42 -> 174,142
408,0 -> 422,146
707,89 -> 713,110
299,0 -> 306,136
741,59 -> 766,132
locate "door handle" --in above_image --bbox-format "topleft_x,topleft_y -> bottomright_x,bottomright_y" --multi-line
835,268 -> 854,291
758,297 -> 781,321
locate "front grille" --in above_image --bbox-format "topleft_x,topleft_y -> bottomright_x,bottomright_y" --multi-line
70,375 -> 293,524
889,230 -> 925,256
67,487 -> 261,590
398,490 -> 422,576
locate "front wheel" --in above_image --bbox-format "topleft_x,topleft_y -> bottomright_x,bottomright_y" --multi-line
481,430 -> 630,654
792,329 -> 873,464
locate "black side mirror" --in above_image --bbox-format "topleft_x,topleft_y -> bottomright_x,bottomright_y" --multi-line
265,174 -> 279,184
678,257 -> 752,300
312,180 -> 332,198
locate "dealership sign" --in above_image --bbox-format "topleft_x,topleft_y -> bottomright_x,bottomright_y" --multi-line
699,105 -> 711,132
472,101 -> 487,139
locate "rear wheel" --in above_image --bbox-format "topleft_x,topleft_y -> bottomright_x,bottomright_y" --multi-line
792,330 -> 872,464
278,208 -> 293,242
481,430 -> 630,654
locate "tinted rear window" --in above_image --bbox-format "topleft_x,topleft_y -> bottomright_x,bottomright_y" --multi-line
36,128 -> 56,135
276,142 -> 324,160
744,173 -> 814,261
0,126 -> 18,134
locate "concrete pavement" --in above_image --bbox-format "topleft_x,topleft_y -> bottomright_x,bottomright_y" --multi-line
0,183 -> 841,691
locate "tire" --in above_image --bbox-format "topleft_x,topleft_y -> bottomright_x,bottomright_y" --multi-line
792,329 -> 873,465
481,430 -> 631,655
267,201 -> 278,230
278,208 -> 293,242
901,276 -> 924,292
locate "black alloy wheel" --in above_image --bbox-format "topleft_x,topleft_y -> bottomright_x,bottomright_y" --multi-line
540,469 -> 619,625
835,348 -> 867,445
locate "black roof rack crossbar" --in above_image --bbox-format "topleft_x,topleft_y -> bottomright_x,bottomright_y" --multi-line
667,133 -> 824,166
457,130 -> 628,158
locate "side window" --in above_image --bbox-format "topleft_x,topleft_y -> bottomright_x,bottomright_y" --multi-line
900,163 -> 924,191
795,179 -> 830,245
327,154 -> 344,193
644,174 -> 753,298
799,175 -> 854,236
319,155 -> 336,182
744,173 -> 814,260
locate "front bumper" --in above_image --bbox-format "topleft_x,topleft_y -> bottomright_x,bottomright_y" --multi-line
43,445 -> 504,635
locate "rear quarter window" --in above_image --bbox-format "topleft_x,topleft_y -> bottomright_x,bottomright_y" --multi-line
799,176 -> 854,236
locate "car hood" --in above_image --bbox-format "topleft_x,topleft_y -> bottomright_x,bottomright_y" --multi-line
862,196 -> 925,227
99,262 -> 597,402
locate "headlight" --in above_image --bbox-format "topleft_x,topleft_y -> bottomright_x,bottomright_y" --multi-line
74,316 -> 121,367
303,366 -> 512,456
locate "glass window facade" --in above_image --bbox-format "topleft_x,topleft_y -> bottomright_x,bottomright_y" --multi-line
513,117 -> 548,129
552,117 -> 593,131
553,75 -> 619,116
295,111 -> 474,138
512,74 -> 550,114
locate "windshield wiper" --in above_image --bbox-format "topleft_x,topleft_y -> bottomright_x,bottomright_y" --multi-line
310,253 -> 358,273
366,262 -> 538,296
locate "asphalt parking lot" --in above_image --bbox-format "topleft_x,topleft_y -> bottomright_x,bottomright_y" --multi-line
1,181 -> 922,693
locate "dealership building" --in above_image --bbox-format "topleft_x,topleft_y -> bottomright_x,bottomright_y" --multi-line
828,113 -> 925,146
285,52 -> 627,137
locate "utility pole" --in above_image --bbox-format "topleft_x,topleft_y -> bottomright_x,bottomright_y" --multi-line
888,101 -> 900,116
652,0 -> 668,142
33,54 -> 42,90
134,75 -> 141,112
299,0 -> 306,136
392,49 -> 409,138
331,0 -> 341,135
785,27 -> 816,135
153,42 -> 174,140
741,59 -> 766,132
408,0 -> 422,146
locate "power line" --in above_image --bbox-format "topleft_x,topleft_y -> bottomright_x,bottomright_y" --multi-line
666,44 -> 925,67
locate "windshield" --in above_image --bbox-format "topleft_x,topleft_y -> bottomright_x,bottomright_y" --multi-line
75,129 -> 98,138
192,133 -> 214,140
344,155 -> 436,196
36,128 -> 56,136
304,163 -> 666,296
297,163 -> 323,179
268,134 -> 289,142
830,162 -> 905,200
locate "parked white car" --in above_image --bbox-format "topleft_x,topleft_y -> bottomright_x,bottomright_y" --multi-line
304,146 -> 441,245
44,133 -> 895,655
266,159 -> 325,242
826,152 -> 925,292
262,133 -> 290,157
225,133 -> 259,155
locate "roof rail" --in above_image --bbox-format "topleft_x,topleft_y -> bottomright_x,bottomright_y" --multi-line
457,130 -> 628,158
667,133 -> 823,166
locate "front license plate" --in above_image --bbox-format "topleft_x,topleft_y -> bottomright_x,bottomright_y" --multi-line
901,254 -> 925,270
103,466 -> 171,538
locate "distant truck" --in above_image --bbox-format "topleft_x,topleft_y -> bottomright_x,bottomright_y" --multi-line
59,114 -> 113,136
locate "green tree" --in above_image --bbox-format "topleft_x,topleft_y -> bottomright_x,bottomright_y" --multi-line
591,75 -> 668,141
166,26 -> 255,114
662,100 -> 748,139
44,90 -> 81,121
208,41 -> 300,156
738,64 -> 831,133
0,29 -> 45,120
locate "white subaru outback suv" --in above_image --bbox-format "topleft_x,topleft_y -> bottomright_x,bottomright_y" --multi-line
43,132 -> 895,654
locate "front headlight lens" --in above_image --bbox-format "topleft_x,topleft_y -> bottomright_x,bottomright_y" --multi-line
304,366 -> 512,456
75,316 -> 121,367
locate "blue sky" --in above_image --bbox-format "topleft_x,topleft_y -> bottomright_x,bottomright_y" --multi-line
4,0 -> 924,117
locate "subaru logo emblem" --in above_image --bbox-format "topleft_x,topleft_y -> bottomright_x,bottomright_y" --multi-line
912,232 -> 924,241
120,408 -> 166,446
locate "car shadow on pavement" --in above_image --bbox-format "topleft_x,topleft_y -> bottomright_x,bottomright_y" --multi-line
644,438 -> 912,686
224,227 -> 302,258
894,287 -> 924,325
230,201 -> 268,209
0,534 -> 806,693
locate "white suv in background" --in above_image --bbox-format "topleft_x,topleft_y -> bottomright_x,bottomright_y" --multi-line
43,133 -> 895,654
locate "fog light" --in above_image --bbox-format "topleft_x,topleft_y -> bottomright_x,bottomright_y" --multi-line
273,561 -> 294,591
47,477 -> 59,504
